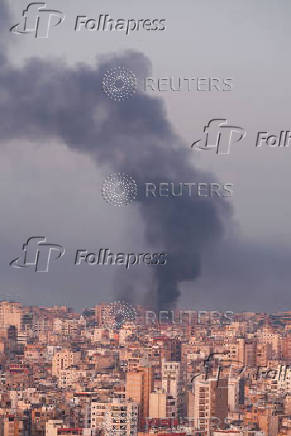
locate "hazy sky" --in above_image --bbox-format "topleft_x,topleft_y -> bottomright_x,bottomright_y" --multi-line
1,0 -> 291,312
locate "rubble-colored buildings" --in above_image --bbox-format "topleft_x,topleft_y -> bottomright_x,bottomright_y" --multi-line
0,301 -> 289,436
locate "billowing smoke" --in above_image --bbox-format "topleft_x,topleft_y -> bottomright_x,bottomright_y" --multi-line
0,47 -> 232,309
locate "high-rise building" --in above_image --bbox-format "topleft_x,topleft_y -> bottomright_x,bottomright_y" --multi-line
46,420 -> 64,436
126,365 -> 153,430
149,391 -> 177,419
276,364 -> 291,393
95,304 -> 107,326
161,361 -> 182,398
238,339 -> 257,367
0,301 -> 22,331
90,399 -> 138,436
161,361 -> 183,417
149,391 -> 167,419
52,349 -> 81,376
257,407 -> 279,436
228,377 -> 244,413
256,343 -> 272,366
281,335 -> 291,360
192,376 -> 228,433
285,395 -> 291,415
2,415 -> 30,436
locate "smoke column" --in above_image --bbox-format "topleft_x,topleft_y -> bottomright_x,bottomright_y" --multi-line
0,31 -> 232,308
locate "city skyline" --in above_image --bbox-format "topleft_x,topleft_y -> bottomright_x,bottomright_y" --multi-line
0,300 -> 289,434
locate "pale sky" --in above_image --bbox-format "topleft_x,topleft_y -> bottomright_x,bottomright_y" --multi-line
1,0 -> 290,312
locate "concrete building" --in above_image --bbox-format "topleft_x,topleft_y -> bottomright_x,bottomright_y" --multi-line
46,420 -> 64,436
192,376 -> 228,433
0,301 -> 22,331
52,349 -> 81,377
126,365 -> 153,429
91,399 -> 138,436
161,361 -> 183,418
149,391 -> 177,419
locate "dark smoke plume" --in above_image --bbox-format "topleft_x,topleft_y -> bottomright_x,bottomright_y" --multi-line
0,48 -> 232,309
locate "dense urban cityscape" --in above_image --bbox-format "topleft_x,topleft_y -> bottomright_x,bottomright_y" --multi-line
0,301 -> 289,436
